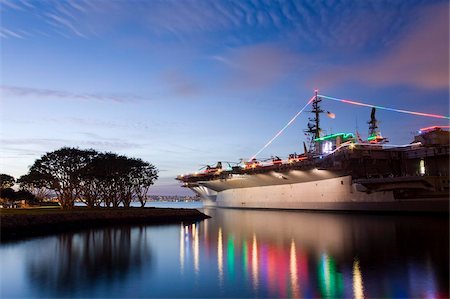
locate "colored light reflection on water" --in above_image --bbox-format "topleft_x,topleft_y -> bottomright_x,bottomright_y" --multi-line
0,205 -> 448,298
251,233 -> 259,291
217,227 -> 223,286
353,259 -> 365,299
290,240 -> 300,298
318,253 -> 344,298
227,233 -> 235,279
242,241 -> 249,279
180,224 -> 185,273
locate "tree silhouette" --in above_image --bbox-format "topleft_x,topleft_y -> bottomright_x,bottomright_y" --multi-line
18,171 -> 51,201
26,148 -> 98,209
0,174 -> 15,189
0,187 -> 16,200
22,147 -> 158,209
79,153 -> 158,208
130,159 -> 158,207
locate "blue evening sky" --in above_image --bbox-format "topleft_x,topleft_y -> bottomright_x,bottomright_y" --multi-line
1,0 -> 449,195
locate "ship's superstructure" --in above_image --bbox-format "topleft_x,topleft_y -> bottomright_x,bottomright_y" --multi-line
176,93 -> 449,212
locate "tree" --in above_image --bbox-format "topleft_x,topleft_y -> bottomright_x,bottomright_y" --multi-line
0,174 -> 15,189
17,171 -> 51,201
130,159 -> 158,207
0,187 -> 16,200
26,147 -> 98,209
80,152 -> 124,208
0,187 -> 17,207
23,147 -> 159,209
78,153 -> 114,208
117,156 -> 140,208
15,190 -> 39,205
79,154 -> 158,208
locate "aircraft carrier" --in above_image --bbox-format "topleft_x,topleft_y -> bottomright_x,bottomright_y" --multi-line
176,93 -> 449,212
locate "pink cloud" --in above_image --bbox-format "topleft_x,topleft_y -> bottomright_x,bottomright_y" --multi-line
215,44 -> 303,89
312,2 -> 449,90
161,70 -> 200,97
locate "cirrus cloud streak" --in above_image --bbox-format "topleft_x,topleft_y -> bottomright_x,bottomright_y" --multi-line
0,85 -> 145,103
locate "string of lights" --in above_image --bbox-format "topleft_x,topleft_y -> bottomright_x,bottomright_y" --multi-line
250,93 -> 449,161
319,94 -> 450,120
249,95 -> 315,161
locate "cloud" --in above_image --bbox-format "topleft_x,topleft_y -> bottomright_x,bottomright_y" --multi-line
0,28 -> 24,39
0,0 -> 25,10
161,70 -> 200,97
311,2 -> 449,90
0,147 -> 42,157
45,12 -> 87,38
213,43 -> 302,89
141,1 -> 247,34
0,85 -> 145,103
1,0 -> 440,64
364,3 -> 449,89
62,117 -> 154,131
0,0 -> 121,39
1,1 -> 252,39
1,137 -> 143,151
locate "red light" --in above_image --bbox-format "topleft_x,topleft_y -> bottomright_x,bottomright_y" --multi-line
419,125 -> 450,131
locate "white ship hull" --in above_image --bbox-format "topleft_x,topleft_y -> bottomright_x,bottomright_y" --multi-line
190,172 -> 448,212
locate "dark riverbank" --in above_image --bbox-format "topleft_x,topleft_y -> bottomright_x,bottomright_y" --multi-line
0,207 -> 210,241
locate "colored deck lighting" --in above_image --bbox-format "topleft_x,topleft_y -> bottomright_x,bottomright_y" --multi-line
314,132 -> 354,142
319,95 -> 450,120
367,135 -> 381,141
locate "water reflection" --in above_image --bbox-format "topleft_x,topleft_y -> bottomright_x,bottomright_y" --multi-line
179,209 -> 448,298
26,226 -> 152,297
353,259 -> 364,299
217,227 -> 223,285
180,224 -> 185,273
318,253 -> 343,298
290,240 -> 300,298
251,234 -> 258,291
1,205 -> 448,298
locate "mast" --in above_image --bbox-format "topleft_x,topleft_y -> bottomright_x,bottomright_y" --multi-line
304,90 -> 324,153
368,107 -> 379,138
367,107 -> 388,143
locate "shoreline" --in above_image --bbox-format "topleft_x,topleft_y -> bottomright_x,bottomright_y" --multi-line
0,207 -> 210,241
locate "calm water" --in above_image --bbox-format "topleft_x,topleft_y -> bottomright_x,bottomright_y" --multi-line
1,203 -> 448,298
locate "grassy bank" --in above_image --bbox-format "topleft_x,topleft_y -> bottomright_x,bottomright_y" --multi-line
1,207 -> 210,240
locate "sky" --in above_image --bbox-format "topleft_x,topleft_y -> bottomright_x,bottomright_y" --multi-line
0,0 -> 449,195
